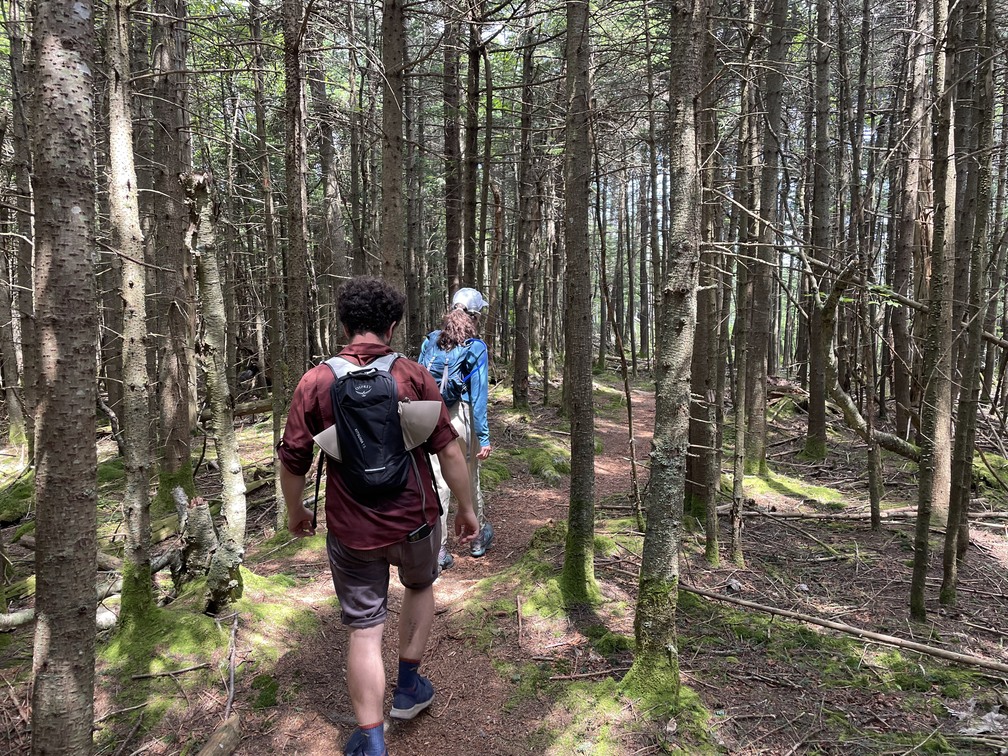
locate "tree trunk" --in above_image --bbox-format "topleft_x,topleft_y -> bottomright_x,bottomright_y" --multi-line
462,7 -> 482,285
478,42 -> 494,291
892,0 -> 928,440
183,173 -> 246,613
109,0 -> 154,619
981,78 -> 1008,403
348,4 -> 366,274
747,0 -> 787,475
804,0 -> 831,460
380,0 -> 406,304
30,0 -> 98,749
629,0 -> 707,702
307,51 -> 349,356
249,0 -> 286,530
596,181 -> 610,371
0,123 -> 26,448
152,0 -> 196,510
911,0 -> 957,622
443,9 -> 462,291
543,176 -> 558,406
689,19 -> 722,563
941,0 -> 993,605
638,168 -> 650,370
404,75 -> 424,347
513,7 -> 535,410
7,0 -> 35,456
560,0 -> 598,605
731,254 -> 751,568
283,0 -> 310,370
949,0 -> 980,403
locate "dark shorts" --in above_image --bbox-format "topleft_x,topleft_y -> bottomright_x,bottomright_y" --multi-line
326,519 -> 441,629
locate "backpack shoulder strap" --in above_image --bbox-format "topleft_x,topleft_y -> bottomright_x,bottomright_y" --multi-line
459,338 -> 488,382
421,331 -> 441,368
370,352 -> 399,372
325,352 -> 399,378
324,355 -> 354,380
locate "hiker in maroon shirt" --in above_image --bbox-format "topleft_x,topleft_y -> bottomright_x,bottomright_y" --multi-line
278,276 -> 478,756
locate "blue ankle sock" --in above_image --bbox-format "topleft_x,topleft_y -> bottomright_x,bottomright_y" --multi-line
397,657 -> 420,691
359,721 -> 385,756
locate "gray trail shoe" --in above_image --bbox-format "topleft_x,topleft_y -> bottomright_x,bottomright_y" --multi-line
438,547 -> 454,571
470,521 -> 494,557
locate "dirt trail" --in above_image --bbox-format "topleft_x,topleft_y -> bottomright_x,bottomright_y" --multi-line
213,387 -> 655,755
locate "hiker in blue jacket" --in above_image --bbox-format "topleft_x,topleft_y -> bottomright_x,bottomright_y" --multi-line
419,287 -> 494,569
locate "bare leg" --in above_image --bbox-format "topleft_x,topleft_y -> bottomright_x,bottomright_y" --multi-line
399,585 -> 434,660
347,623 -> 386,724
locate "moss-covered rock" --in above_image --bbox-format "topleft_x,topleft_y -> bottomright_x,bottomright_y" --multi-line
0,473 -> 33,525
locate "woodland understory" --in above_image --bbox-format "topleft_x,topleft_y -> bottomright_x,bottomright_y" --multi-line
1,377 -> 1006,755
5,0 -> 1008,751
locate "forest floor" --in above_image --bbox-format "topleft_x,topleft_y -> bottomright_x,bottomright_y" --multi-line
1,374 -> 1008,754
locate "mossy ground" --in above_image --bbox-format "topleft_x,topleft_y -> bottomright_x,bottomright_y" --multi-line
738,468 -> 847,508
93,566 -> 320,752
973,450 -> 1008,506
448,519 -> 715,753
3,373 -> 1005,755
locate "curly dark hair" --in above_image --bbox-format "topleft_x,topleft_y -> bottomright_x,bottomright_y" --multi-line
337,276 -> 406,337
436,306 -> 479,350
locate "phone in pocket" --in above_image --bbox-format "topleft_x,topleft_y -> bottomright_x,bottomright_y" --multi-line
406,522 -> 433,543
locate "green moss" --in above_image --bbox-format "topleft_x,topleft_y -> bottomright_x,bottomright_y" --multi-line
251,674 -> 279,708
800,438 -> 828,461
744,469 -> 845,506
767,397 -> 798,422
0,473 -> 34,524
870,649 -> 979,696
101,598 -> 225,680
592,381 -> 625,402
12,521 -> 34,541
479,457 -> 511,491
97,457 -> 127,486
973,451 -> 1008,503
543,679 -> 626,754
152,463 -> 196,518
622,657 -> 715,753
234,569 -> 319,659
865,731 -> 956,754
593,533 -> 618,558
584,625 -> 634,657
247,531 -> 325,563
119,561 -> 156,621
7,420 -> 27,449
500,662 -> 552,712
512,440 -> 571,486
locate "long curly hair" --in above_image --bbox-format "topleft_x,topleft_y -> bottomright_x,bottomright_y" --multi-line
436,306 -> 478,350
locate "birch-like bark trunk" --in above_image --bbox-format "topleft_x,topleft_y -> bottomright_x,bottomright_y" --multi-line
183,173 -> 246,613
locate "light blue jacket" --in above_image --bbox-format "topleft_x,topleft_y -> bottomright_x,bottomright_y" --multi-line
418,331 -> 490,448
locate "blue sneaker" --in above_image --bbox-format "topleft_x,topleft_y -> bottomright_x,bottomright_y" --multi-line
389,674 -> 435,720
343,728 -> 387,756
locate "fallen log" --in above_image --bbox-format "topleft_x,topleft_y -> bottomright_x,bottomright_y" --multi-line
18,535 -> 122,571
199,397 -> 272,423
0,578 -> 123,631
714,504 -> 917,520
197,714 -> 241,756
680,583 -> 1008,675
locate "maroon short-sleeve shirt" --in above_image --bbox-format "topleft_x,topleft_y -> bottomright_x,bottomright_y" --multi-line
277,341 -> 458,549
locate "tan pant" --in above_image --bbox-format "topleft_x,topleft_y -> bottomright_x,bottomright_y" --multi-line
429,400 -> 485,551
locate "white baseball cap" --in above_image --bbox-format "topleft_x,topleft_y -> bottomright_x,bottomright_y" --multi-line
451,287 -> 488,314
